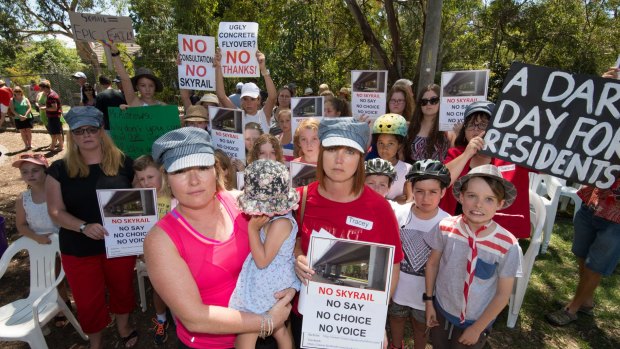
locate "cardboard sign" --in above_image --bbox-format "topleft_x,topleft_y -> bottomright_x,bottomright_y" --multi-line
109,106 -> 181,159
299,230 -> 394,349
351,70 -> 388,123
96,189 -> 157,258
217,22 -> 259,77
439,70 -> 489,131
481,62 -> 620,189
209,106 -> 246,163
178,34 -> 215,91
291,96 -> 324,135
290,161 -> 317,188
69,11 -> 135,43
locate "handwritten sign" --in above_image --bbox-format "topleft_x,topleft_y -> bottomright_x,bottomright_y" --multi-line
178,34 -> 215,91
96,189 -> 157,258
217,22 -> 259,77
439,70 -> 489,131
109,106 -> 180,159
351,70 -> 388,123
481,62 -> 620,188
299,230 -> 394,349
209,106 -> 246,163
69,12 -> 135,43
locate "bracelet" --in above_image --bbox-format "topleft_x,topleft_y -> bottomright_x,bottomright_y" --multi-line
259,315 -> 265,339
259,313 -> 273,339
110,51 -> 120,57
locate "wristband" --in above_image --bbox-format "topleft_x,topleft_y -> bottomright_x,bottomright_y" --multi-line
422,293 -> 435,302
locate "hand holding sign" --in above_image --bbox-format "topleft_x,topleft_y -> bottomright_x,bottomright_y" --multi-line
295,254 -> 314,285
464,132 -> 486,158
83,223 -> 108,240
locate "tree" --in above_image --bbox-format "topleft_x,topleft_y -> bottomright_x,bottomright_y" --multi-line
1,0 -> 128,77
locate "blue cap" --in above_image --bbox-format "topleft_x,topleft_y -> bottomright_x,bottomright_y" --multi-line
464,101 -> 495,120
64,106 -> 103,130
318,118 -> 369,153
152,128 -> 215,172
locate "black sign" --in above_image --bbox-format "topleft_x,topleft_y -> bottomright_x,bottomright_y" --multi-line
481,62 -> 620,189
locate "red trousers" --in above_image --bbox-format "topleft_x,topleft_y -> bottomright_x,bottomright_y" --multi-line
61,253 -> 136,333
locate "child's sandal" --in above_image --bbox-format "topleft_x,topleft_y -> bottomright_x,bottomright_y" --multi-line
120,329 -> 139,348
546,308 -> 578,326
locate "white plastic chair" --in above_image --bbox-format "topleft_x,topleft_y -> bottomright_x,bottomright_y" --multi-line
537,175 -> 565,254
0,235 -> 88,348
507,190 -> 546,328
559,184 -> 582,219
136,259 -> 148,312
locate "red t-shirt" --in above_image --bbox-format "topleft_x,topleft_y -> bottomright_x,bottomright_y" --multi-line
439,146 -> 531,239
46,90 -> 61,118
296,181 -> 404,262
0,86 -> 12,106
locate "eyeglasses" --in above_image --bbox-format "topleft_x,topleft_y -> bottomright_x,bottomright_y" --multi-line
420,97 -> 439,106
20,153 -> 46,160
14,91 -> 23,94
465,122 -> 488,131
389,99 -> 405,104
71,126 -> 100,136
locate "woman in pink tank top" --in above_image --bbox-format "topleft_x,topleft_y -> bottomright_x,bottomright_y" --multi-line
144,128 -> 295,349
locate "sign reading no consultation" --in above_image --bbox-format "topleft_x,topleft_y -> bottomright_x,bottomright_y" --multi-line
178,34 -> 215,91
481,62 -> 620,188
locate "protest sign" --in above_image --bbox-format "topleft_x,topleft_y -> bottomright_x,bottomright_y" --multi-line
69,11 -> 134,43
109,105 -> 180,159
178,34 -> 215,91
439,70 -> 489,131
217,22 -> 259,77
291,96 -> 324,134
299,230 -> 394,349
351,70 -> 388,123
96,189 -> 157,258
236,172 -> 245,190
209,106 -> 246,163
480,62 -> 620,188
290,161 -> 317,188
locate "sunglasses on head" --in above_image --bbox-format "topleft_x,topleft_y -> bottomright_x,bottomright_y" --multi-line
71,126 -> 100,136
420,97 -> 440,106
20,153 -> 46,160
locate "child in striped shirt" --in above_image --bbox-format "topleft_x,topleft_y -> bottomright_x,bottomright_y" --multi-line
424,164 -> 523,349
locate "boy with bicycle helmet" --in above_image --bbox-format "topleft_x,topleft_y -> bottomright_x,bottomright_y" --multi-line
389,159 -> 451,349
364,158 -> 397,198
372,113 -> 411,201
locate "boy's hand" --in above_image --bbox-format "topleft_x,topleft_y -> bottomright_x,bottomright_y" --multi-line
458,326 -> 483,346
248,215 -> 269,232
425,302 -> 439,328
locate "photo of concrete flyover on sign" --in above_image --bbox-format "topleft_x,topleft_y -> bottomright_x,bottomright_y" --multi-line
352,71 -> 387,93
211,107 -> 243,133
310,238 -> 391,292
97,189 -> 156,218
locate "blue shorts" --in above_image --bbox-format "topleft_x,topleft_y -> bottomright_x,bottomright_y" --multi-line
572,205 -> 620,276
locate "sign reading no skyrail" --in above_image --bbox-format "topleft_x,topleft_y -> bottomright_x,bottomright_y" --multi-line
481,62 -> 620,189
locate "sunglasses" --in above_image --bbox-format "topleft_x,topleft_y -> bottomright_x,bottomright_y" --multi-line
71,126 -> 100,136
20,153 -> 46,160
420,97 -> 440,106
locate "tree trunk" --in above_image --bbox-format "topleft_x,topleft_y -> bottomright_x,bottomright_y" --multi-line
417,0 -> 442,93
344,0 -> 399,83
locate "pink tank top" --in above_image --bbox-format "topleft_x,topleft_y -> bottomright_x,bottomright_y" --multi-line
157,191 -> 250,348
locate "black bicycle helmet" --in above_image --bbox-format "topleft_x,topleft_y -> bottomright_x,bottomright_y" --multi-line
405,159 -> 451,187
365,158 -> 396,182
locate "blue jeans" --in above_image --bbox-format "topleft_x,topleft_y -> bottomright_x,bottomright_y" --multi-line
572,205 -> 620,276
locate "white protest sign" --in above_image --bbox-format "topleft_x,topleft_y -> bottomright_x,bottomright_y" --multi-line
291,96 -> 324,135
217,22 -> 259,77
351,70 -> 388,123
439,70 -> 489,131
209,106 -> 246,164
178,34 -> 215,91
481,62 -> 620,188
300,230 -> 394,349
96,189 -> 157,258
69,12 -> 135,43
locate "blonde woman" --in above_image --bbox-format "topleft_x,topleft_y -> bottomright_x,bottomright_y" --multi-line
46,107 -> 138,349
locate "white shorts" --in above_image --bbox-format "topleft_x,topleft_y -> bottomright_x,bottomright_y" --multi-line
0,103 -> 8,114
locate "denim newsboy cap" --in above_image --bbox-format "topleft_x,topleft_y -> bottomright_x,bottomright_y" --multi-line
64,106 -> 104,130
152,127 -> 215,172
318,117 -> 369,153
